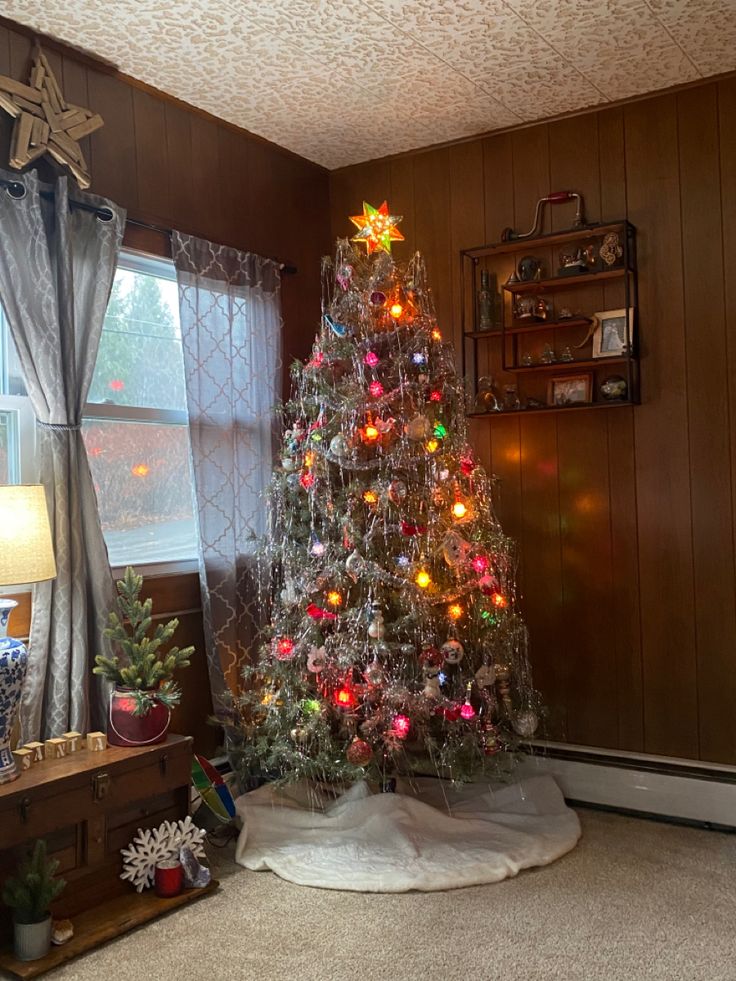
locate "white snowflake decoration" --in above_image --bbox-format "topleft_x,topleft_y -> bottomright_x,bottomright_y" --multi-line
120,816 -> 207,892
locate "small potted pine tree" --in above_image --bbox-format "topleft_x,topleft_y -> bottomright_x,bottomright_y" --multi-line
2,840 -> 66,961
94,566 -> 194,747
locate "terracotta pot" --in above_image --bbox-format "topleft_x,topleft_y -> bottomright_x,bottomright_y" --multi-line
107,688 -> 170,747
14,916 -> 51,961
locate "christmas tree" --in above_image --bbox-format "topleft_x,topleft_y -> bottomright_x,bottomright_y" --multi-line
234,201 -> 539,786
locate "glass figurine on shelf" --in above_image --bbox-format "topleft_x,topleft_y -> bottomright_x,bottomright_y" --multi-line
521,352 -> 534,366
540,343 -> 555,364
503,384 -> 522,411
477,269 -> 497,331
559,346 -> 574,362
475,375 -> 500,413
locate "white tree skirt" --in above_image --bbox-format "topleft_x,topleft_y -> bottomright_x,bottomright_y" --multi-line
234,774 -> 581,892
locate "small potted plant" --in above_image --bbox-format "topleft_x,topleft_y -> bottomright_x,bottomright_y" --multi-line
94,566 -> 194,747
2,839 -> 66,961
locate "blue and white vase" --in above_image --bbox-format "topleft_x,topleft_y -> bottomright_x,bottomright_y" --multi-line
0,598 -> 28,784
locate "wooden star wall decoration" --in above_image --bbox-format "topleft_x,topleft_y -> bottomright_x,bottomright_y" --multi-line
0,45 -> 103,189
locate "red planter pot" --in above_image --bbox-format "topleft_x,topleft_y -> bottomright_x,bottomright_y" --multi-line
107,688 -> 171,747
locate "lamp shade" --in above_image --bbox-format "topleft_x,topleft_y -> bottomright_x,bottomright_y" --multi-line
0,485 -> 56,586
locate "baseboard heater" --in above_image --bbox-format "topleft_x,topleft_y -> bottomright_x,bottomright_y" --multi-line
519,742 -> 736,830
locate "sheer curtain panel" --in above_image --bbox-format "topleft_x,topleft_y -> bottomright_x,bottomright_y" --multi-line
172,232 -> 282,706
0,170 -> 125,740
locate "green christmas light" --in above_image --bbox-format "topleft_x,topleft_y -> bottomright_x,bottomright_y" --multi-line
433,422 -> 447,439
302,698 -> 321,715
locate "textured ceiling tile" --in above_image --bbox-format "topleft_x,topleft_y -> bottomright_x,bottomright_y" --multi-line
647,0 -> 736,75
1,0 -> 733,168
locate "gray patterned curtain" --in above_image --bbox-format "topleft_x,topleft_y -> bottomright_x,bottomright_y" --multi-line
172,232 -> 281,706
0,169 -> 125,741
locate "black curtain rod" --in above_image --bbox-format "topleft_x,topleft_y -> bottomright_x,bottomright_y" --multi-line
0,178 -> 298,275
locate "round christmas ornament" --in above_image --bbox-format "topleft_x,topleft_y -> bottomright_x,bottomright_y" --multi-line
345,550 -> 365,581
307,646 -> 327,673
441,639 -> 464,665
346,737 -> 373,765
281,455 -> 296,471
405,414 -> 432,441
329,434 -> 350,458
388,479 -> 407,504
291,726 -> 309,745
512,710 -> 539,739
370,290 -> 386,305
364,656 -> 385,686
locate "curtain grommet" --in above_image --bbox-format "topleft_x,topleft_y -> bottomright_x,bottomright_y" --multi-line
5,181 -> 26,200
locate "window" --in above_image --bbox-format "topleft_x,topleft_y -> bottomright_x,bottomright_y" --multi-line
0,251 -> 198,570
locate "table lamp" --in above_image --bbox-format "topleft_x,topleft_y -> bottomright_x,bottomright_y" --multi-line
0,485 -> 56,784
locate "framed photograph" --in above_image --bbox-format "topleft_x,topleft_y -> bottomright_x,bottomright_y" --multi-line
591,308 -> 633,358
547,373 -> 592,407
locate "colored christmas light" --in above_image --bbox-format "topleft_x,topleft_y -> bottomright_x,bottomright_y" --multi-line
448,602 -> 463,620
429,390 -> 442,402
364,351 -> 380,367
131,464 -> 150,477
303,450 -> 315,467
369,380 -> 384,397
334,686 -> 357,709
310,539 -> 326,556
363,424 -> 379,443
431,328 -> 442,341
434,422 -> 448,439
451,501 -> 467,519
302,698 -> 321,715
300,471 -> 315,489
491,592 -> 508,609
363,489 -> 378,505
425,439 -> 440,454
327,590 -> 343,607
472,555 -> 489,574
392,714 -> 411,739
306,603 -> 337,621
390,302 -> 403,319
275,637 -> 295,660
349,200 -> 405,255
412,352 -> 427,365
415,569 -> 431,589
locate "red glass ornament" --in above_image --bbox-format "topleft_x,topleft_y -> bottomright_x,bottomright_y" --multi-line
306,603 -> 337,621
300,472 -> 315,489
155,860 -> 184,898
460,455 -> 475,476
346,737 -> 373,765
460,701 -> 476,720
443,705 -> 461,722
369,380 -> 384,398
392,714 -> 411,739
364,351 -> 380,367
334,686 -> 357,710
400,519 -> 427,537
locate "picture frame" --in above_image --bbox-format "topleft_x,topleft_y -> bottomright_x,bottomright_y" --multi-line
591,308 -> 633,358
547,373 -> 592,407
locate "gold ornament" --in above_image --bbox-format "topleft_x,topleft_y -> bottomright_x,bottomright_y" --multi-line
0,46 -> 103,188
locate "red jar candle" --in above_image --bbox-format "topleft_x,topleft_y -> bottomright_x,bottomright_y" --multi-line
155,859 -> 184,898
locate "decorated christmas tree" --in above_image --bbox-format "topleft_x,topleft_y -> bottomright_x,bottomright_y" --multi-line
234,201 -> 539,786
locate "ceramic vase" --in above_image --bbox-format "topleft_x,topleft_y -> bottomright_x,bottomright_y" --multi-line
107,687 -> 170,747
0,599 -> 28,784
14,916 -> 52,961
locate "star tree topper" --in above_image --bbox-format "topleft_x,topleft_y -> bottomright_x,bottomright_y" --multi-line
0,45 -> 104,189
350,200 -> 405,255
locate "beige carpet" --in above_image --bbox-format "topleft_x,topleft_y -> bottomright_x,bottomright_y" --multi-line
46,809 -> 735,981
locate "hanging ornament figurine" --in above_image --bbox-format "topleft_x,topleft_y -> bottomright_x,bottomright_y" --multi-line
233,205 -> 538,786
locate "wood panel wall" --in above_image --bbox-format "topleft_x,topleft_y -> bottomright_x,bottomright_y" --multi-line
0,19 -> 331,756
330,78 -> 736,764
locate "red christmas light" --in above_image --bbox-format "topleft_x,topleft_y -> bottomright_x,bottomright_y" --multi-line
429,390 -> 442,402
364,351 -> 380,368
392,714 -> 411,739
300,472 -> 315,489
472,555 -> 489,574
334,686 -> 357,709
369,380 -> 384,398
275,637 -> 295,660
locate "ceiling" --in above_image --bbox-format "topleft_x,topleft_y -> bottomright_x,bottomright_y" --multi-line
3,0 -> 735,169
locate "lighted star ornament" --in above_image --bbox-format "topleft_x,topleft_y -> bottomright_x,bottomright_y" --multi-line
350,200 -> 405,255
0,45 -> 104,189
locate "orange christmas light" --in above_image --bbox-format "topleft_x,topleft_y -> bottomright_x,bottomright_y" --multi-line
363,489 -> 378,505
327,590 -> 343,607
448,603 -> 463,620
363,424 -> 379,443
426,438 -> 440,454
451,501 -> 468,520
415,568 -> 431,589
390,302 -> 403,319
491,592 -> 508,609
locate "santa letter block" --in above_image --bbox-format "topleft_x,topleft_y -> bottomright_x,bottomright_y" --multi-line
62,731 -> 82,753
87,731 -> 107,752
11,748 -> 33,771
24,741 -> 45,763
45,737 -> 67,760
